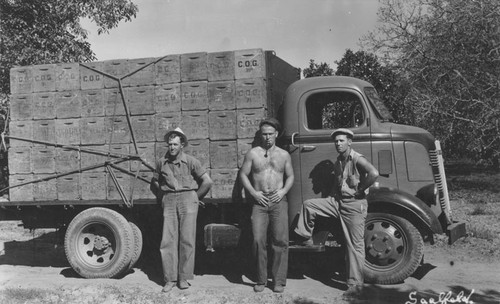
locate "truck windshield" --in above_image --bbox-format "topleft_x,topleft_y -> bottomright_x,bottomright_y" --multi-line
364,87 -> 393,122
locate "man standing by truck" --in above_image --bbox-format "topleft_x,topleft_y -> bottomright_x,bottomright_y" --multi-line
294,128 -> 379,300
239,118 -> 294,293
151,127 -> 213,292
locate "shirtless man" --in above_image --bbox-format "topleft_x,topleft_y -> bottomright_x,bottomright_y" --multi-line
239,118 -> 294,293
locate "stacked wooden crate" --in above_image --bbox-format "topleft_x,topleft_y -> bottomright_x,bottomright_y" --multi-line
8,49 -> 298,203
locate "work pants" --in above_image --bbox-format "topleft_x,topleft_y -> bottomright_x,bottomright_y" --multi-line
160,191 -> 199,283
251,198 -> 289,286
295,196 -> 367,286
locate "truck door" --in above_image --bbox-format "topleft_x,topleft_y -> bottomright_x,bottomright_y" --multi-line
291,88 -> 372,216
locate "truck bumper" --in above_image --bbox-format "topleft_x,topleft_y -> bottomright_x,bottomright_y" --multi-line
447,221 -> 467,245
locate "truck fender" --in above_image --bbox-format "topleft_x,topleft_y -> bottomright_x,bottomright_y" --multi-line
367,187 -> 443,235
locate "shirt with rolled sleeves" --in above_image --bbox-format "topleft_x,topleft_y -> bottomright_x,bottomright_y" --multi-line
154,152 -> 206,193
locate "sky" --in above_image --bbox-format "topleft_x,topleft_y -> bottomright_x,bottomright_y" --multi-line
82,0 -> 380,71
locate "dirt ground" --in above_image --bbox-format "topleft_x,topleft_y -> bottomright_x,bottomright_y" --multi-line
0,219 -> 499,304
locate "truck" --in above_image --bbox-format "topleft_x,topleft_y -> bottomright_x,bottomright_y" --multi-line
2,48 -> 465,284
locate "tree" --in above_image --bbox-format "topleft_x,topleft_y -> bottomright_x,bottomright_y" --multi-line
0,0 -> 138,99
302,59 -> 334,78
361,0 -> 500,168
335,49 -> 413,124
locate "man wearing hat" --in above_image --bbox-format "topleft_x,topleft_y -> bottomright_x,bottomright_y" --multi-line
294,128 -> 379,300
151,127 -> 213,292
239,117 -> 294,293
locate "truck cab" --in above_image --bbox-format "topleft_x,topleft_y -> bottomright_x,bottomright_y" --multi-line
280,76 -> 465,284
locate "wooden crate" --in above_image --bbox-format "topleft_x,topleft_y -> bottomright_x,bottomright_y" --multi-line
237,108 -> 266,139
8,147 -> 31,174
9,174 -> 33,202
55,63 -> 80,91
55,147 -> 80,173
81,172 -> 106,200
235,78 -> 266,109
9,120 -> 33,147
184,139 -> 209,169
208,51 -> 235,81
57,174 -> 81,200
10,66 -> 33,94
80,61 -> 104,90
208,81 -> 235,110
81,89 -> 105,117
105,88 -> 126,116
234,49 -> 266,80
210,141 -> 237,169
32,175 -> 57,201
237,138 -> 258,167
32,64 -> 56,92
31,146 -> 56,174
210,169 -> 238,199
155,83 -> 181,113
155,112 -> 181,142
33,120 -> 55,146
131,171 -> 155,199
107,171 -> 131,200
104,59 -> 129,88
181,52 -> 207,82
55,91 -> 81,119
155,141 -> 168,160
9,94 -> 33,121
181,81 -> 208,111
108,144 -> 130,171
33,92 -> 55,120
181,110 -> 208,140
81,117 -> 106,145
128,57 -> 155,87
55,118 -> 80,145
130,142 -> 155,171
105,116 -> 131,144
130,115 -> 155,143
208,110 -> 237,140
155,54 -> 181,84
126,86 -> 155,115
80,145 -> 107,173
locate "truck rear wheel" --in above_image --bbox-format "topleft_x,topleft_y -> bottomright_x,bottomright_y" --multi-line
364,213 -> 423,284
127,221 -> 143,271
64,207 -> 133,278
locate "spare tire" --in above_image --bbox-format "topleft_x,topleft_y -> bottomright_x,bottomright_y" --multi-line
64,207 -> 133,278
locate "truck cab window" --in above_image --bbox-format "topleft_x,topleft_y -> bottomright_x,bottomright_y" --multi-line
306,91 -> 365,130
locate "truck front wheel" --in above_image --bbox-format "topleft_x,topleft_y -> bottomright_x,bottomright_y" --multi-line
363,213 -> 423,284
64,208 -> 133,278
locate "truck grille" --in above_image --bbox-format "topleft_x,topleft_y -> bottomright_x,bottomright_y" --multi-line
429,141 -> 452,224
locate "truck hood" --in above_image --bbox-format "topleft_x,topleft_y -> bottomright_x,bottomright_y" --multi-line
372,122 -> 436,150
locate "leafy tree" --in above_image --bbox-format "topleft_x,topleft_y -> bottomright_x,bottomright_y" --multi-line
361,0 -> 500,168
335,49 -> 413,124
302,59 -> 334,78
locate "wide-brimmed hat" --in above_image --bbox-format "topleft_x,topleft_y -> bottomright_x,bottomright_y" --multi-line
164,127 -> 188,146
330,128 -> 354,139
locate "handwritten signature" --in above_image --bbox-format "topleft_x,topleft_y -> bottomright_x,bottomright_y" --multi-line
405,290 -> 474,304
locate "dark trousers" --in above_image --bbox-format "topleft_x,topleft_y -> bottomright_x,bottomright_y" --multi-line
251,198 -> 289,286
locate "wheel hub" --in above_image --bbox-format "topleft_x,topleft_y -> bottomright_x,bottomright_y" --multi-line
93,236 -> 111,250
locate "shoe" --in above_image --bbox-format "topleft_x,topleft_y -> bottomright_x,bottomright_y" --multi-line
253,284 -> 265,292
178,280 -> 190,290
299,238 -> 314,247
273,285 -> 285,293
342,285 -> 363,300
161,282 -> 175,293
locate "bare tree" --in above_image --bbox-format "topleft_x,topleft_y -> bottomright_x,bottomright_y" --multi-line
361,0 -> 500,168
